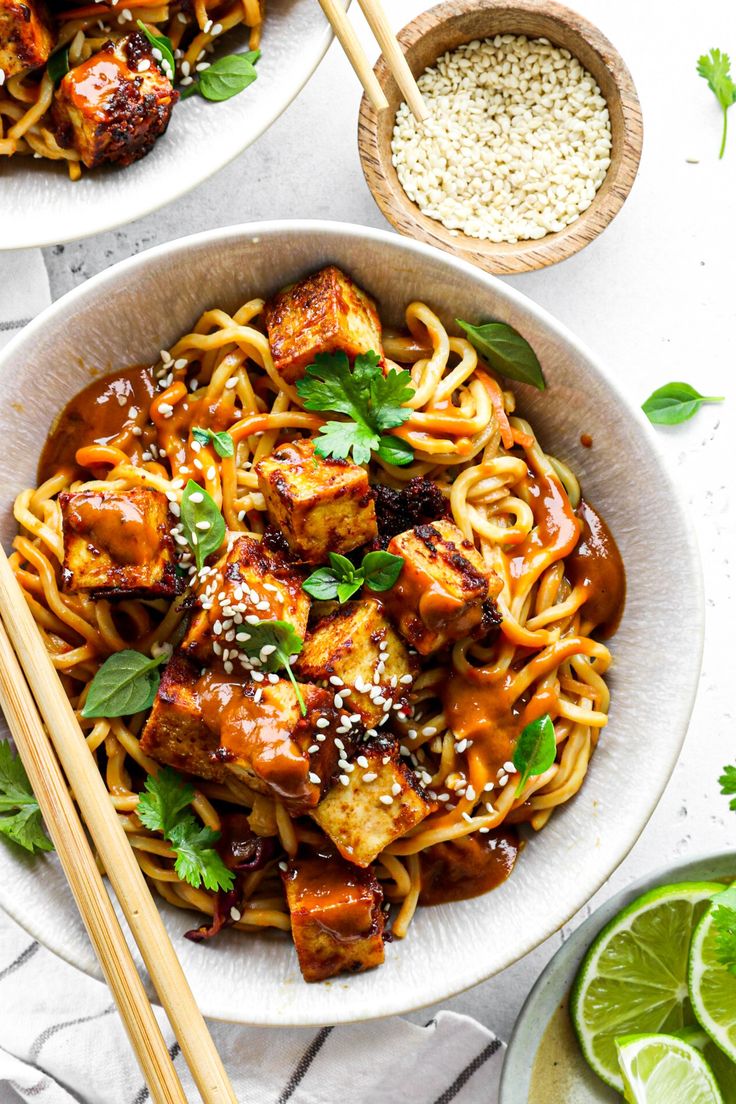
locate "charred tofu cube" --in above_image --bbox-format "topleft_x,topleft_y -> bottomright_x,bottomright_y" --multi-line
297,599 -> 413,728
60,486 -> 178,598
256,437 -> 377,564
263,265 -> 383,385
52,32 -> 177,169
181,535 -> 309,663
0,0 -> 54,79
283,854 -> 385,982
381,520 -> 502,654
139,653 -> 226,782
312,740 -> 429,866
218,678 -> 338,815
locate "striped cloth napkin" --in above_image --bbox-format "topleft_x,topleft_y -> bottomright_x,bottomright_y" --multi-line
0,255 -> 504,1104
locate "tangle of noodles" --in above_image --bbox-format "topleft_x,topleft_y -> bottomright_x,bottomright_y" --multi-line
12,287 -> 625,959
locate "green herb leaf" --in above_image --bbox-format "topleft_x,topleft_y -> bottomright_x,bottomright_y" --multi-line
720,764 -> 736,811
296,350 -> 415,466
236,619 -> 306,715
711,885 -> 736,976
456,319 -> 545,390
180,50 -> 261,102
361,550 -> 404,592
192,426 -> 234,458
82,649 -> 167,718
0,741 -> 53,854
47,47 -> 70,86
513,714 -> 557,796
137,765 -> 195,836
641,382 -> 724,426
697,48 -> 736,157
301,566 -> 341,601
180,479 -> 226,571
303,549 -> 404,603
136,20 -> 175,81
336,578 -> 362,603
377,434 -> 414,466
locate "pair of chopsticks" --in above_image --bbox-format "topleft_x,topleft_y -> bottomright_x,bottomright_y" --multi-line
318,0 -> 427,121
0,545 -> 236,1104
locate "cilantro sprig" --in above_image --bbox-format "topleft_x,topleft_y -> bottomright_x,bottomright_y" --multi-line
697,48 -> 736,158
296,350 -> 415,466
719,764 -> 736,810
236,619 -> 306,715
137,767 -> 234,892
0,741 -> 53,854
304,550 -> 404,603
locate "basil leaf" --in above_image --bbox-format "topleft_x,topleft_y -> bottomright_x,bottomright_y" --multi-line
192,426 -> 234,458
180,479 -> 226,571
336,578 -> 362,603
361,550 -> 404,592
457,319 -> 545,391
47,47 -> 70,86
377,434 -> 414,466
82,650 -> 167,718
513,714 -> 556,796
236,619 -> 306,715
136,20 -> 175,81
181,52 -> 259,102
302,567 -> 339,601
327,552 -> 356,580
641,382 -> 724,426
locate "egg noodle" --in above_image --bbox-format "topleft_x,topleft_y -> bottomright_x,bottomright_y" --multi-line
11,293 -> 617,946
0,0 -> 263,175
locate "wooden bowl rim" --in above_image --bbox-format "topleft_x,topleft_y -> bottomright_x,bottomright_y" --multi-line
357,0 -> 644,275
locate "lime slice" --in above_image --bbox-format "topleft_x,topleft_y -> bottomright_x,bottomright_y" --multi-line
572,881 -> 723,1091
689,884 -> 736,1064
616,1033 -> 724,1104
676,1027 -> 736,1103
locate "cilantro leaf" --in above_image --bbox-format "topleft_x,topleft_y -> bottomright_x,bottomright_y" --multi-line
296,350 -> 415,466
720,764 -> 736,811
0,741 -> 53,854
137,766 -> 195,836
235,619 -> 306,715
712,886 -> 736,976
697,48 -> 736,157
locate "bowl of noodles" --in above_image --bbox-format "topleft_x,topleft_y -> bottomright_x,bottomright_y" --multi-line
0,222 -> 703,1024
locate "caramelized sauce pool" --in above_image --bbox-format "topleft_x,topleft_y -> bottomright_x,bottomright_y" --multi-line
64,491 -> 160,565
419,830 -> 519,905
567,500 -> 626,637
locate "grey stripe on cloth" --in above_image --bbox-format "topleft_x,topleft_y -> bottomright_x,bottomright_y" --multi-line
0,942 -> 39,983
29,1007 -> 117,1062
9,1077 -> 50,1097
432,1040 -> 502,1104
0,318 -> 31,332
277,1027 -> 333,1103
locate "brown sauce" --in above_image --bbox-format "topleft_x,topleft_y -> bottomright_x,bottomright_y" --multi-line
567,500 -> 626,638
509,470 -> 581,590
443,670 -> 519,780
419,829 -> 520,905
287,856 -> 382,943
63,490 -> 162,566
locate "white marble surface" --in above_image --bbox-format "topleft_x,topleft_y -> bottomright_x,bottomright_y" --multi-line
21,0 -> 736,1049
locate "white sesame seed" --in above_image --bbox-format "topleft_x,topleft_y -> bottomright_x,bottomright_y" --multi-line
356,755 -> 369,768
316,718 -> 330,729
503,761 -> 517,774
399,674 -> 413,685
307,745 -> 319,754
225,376 -> 238,389
339,775 -> 350,786
315,733 -> 326,742
498,773 -> 509,787
137,58 -> 151,71
379,795 -> 393,806
230,906 -> 241,921
363,772 -> 378,782
278,861 -> 287,872
422,726 -> 437,737
308,772 -> 321,785
391,782 -> 401,796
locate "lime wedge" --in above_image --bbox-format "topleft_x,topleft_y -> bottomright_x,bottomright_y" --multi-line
676,1027 -> 736,1103
616,1033 -> 724,1104
572,881 -> 723,1091
689,884 -> 736,1065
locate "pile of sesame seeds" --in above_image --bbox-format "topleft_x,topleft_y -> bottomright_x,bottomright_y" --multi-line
391,34 -> 612,244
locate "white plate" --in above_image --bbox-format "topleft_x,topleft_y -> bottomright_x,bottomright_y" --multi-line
0,3 -> 339,250
0,222 -> 704,1025
499,851 -> 736,1104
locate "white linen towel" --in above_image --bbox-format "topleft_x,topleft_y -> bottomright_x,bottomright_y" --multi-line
0,255 -> 505,1104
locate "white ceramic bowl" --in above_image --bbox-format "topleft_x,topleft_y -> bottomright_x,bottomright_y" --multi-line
0,222 -> 704,1025
0,2 -> 340,250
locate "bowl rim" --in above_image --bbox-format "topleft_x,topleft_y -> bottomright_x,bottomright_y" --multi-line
357,0 -> 644,275
0,220 -> 705,1023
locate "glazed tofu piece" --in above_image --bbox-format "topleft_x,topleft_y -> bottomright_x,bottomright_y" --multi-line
181,535 -> 310,663
381,520 -> 502,655
312,740 -> 430,867
283,854 -> 385,982
139,653 -> 226,781
217,677 -> 339,815
263,265 -> 383,385
52,32 -> 177,169
60,486 -> 178,598
0,0 -> 54,79
296,599 -> 414,728
255,437 -> 377,564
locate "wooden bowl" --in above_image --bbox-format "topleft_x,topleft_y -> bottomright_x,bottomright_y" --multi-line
358,0 -> 643,275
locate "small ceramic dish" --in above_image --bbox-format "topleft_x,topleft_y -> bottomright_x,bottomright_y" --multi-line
358,0 -> 643,275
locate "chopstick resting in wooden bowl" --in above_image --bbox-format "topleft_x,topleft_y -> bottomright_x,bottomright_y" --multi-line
0,544 -> 237,1104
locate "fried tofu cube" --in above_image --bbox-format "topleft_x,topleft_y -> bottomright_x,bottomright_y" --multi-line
0,0 -> 54,79
60,486 -> 178,598
263,265 -> 383,385
52,32 -> 177,169
381,520 -> 502,654
256,437 -> 377,564
296,599 -> 414,728
140,653 -> 226,781
283,854 -> 385,982
181,535 -> 310,663
218,678 -> 339,815
312,740 -> 429,867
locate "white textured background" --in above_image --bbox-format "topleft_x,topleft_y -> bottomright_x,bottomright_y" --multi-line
11,0 -> 736,1055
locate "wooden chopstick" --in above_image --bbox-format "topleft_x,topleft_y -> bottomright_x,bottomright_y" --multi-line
356,0 -> 427,121
0,618 -> 188,1104
317,0 -> 388,112
0,545 -> 237,1104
